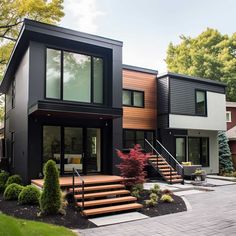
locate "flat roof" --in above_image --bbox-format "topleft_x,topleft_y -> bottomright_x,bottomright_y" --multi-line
157,72 -> 227,87
0,19 -> 123,93
226,102 -> 236,108
123,64 -> 158,75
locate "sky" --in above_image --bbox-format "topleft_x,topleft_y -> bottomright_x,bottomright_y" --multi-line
60,0 -> 236,73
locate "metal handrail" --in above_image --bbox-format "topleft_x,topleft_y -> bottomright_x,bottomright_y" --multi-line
145,139 -> 161,156
155,139 -> 183,169
72,168 -> 85,210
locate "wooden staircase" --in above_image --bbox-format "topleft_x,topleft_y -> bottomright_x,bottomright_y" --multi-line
69,179 -> 142,217
148,155 -> 183,184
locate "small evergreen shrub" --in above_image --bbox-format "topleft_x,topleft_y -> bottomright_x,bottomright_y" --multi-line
0,171 -> 9,193
150,184 -> 161,194
18,185 -> 41,205
160,194 -> 174,203
131,184 -> 143,198
5,174 -> 22,187
40,160 -> 62,215
145,193 -> 158,207
4,183 -> 23,200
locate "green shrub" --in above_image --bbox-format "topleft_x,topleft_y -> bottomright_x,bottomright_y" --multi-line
0,171 -> 9,193
4,183 -> 23,200
18,185 -> 41,205
131,184 -> 143,198
40,160 -> 61,215
5,174 -> 22,187
145,193 -> 158,207
150,184 -> 161,194
160,194 -> 174,203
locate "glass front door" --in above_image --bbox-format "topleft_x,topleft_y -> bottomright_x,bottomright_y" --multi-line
43,126 -> 102,175
175,137 -> 186,163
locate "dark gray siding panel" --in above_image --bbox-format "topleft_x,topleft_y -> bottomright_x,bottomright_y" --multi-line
157,114 -> 169,129
157,77 -> 169,115
170,77 -> 225,115
28,41 -> 45,107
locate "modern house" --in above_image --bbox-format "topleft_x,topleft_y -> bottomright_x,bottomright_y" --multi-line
0,19 -> 227,183
226,102 -> 236,168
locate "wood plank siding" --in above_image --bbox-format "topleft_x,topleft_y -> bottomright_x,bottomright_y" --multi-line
122,69 -> 157,130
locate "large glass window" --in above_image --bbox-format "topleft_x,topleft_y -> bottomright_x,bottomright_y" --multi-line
46,49 -> 61,99
188,137 -> 209,167
196,90 -> 207,116
43,126 -> 61,170
175,137 -> 186,163
46,49 -> 104,104
63,52 -> 91,102
123,129 -> 154,150
93,57 -> 103,104
122,89 -> 144,107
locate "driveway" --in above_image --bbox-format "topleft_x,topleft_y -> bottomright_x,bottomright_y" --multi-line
77,184 -> 236,236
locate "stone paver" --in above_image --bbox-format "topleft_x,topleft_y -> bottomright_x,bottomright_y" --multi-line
77,185 -> 236,236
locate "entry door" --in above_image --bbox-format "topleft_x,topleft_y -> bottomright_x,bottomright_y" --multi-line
175,137 -> 186,163
63,127 -> 101,174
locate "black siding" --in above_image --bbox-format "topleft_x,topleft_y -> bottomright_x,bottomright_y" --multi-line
170,77 -> 225,115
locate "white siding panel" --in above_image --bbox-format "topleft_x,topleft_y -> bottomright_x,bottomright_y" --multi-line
169,92 -> 226,131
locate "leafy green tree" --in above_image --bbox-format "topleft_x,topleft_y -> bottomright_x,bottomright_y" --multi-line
166,28 -> 236,101
218,131 -> 234,174
40,160 -> 61,215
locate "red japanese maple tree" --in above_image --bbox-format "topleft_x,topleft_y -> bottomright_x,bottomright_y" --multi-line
116,144 -> 149,186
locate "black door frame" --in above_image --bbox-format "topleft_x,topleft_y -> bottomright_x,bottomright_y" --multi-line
42,125 -> 102,175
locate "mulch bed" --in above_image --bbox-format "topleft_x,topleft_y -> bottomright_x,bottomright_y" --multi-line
0,190 -> 186,229
138,190 -> 187,217
0,194 -> 95,229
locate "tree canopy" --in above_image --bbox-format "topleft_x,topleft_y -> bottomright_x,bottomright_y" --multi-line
166,28 -> 236,101
0,0 -> 64,80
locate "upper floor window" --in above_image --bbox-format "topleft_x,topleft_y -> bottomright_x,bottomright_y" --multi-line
122,89 -> 144,107
195,90 -> 207,116
46,48 -> 103,104
226,111 -> 231,122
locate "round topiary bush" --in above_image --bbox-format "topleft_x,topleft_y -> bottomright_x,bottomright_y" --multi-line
5,174 -> 22,188
18,185 -> 41,205
0,171 -> 9,193
4,183 -> 24,200
40,160 -> 61,215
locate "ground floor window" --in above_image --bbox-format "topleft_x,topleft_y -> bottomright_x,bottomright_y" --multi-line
123,129 -> 155,150
43,126 -> 101,175
175,136 -> 209,167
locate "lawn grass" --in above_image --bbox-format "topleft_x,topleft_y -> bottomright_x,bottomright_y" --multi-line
0,213 -> 77,236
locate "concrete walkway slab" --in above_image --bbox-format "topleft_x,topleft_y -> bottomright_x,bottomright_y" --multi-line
88,212 -> 149,226
78,185 -> 236,236
174,189 -> 205,196
207,175 -> 236,182
206,178 -> 236,186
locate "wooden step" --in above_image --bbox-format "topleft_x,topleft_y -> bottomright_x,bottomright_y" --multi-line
158,165 -> 172,169
69,184 -> 125,193
149,158 -> 158,162
75,190 -> 130,199
82,203 -> 143,216
168,179 -> 183,183
164,175 -> 182,179
158,161 -> 168,165
77,196 -> 137,207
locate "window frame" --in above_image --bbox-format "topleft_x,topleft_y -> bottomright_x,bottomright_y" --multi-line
195,89 -> 207,116
188,137 -> 209,167
122,89 -> 144,108
123,129 -> 155,149
45,47 -> 105,105
226,111 -> 232,122
11,79 -> 16,109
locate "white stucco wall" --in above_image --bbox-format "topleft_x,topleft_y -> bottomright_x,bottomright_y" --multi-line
169,92 -> 226,131
188,130 -> 219,174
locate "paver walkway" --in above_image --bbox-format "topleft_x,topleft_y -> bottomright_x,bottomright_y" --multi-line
77,185 -> 236,236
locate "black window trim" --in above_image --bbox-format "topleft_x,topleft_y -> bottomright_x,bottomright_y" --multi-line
188,136 -> 209,167
195,89 -> 207,117
122,89 -> 144,108
11,78 -> 16,109
45,47 -> 105,106
122,129 -> 155,149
